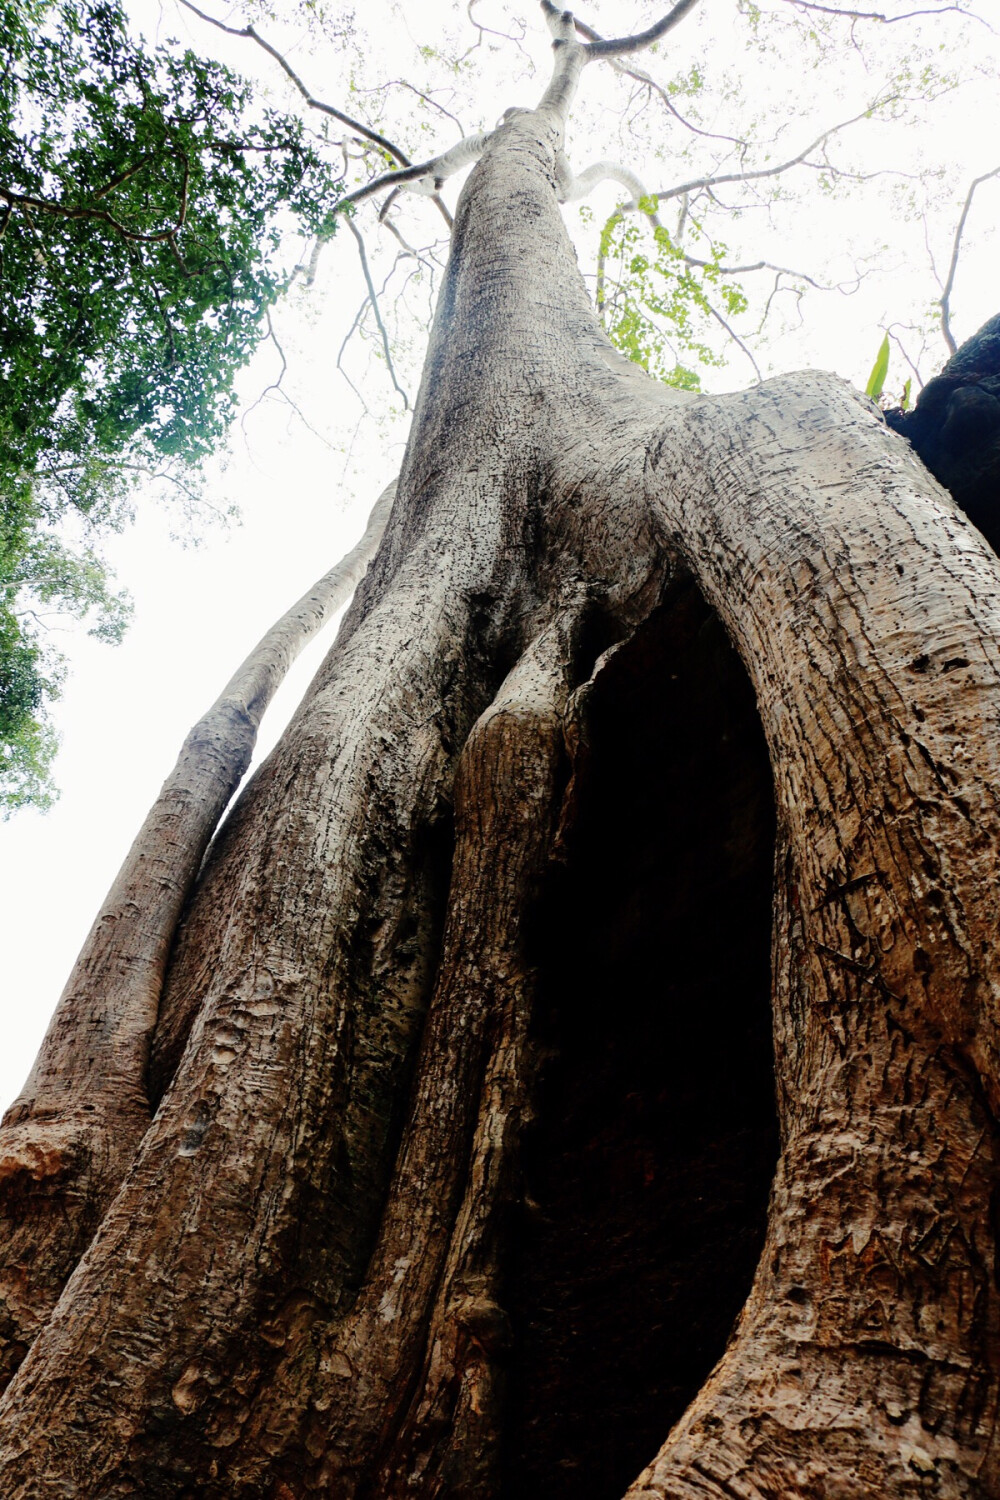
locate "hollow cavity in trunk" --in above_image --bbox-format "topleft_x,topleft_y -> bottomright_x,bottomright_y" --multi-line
506,583 -> 779,1500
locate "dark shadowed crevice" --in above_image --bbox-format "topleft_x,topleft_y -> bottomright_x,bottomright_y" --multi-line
503,580 -> 779,1500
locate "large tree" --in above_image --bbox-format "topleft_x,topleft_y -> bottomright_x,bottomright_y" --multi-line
1,1 -> 999,1496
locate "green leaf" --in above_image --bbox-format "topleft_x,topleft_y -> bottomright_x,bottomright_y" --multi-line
865,334 -> 891,401
901,377 -> 913,412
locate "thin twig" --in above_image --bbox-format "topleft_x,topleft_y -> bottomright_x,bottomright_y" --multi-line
176,0 -> 454,233
177,0 -> 407,165
652,101 -> 894,203
363,79 -> 465,137
680,251 -> 831,291
780,0 -> 993,28
707,301 -> 763,382
939,165 -> 1000,356
346,218 -> 409,410
597,50 -> 744,146
241,310 -> 288,428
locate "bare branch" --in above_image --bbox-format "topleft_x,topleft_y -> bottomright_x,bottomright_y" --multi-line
176,0 -> 409,166
578,0 -> 702,58
778,0 -> 993,28
339,134 -> 489,213
939,165 -> 1000,355
362,79 -> 466,137
566,12 -> 740,143
337,296 -> 373,413
597,49 -> 746,146
346,218 -> 409,410
679,251 -> 836,291
432,194 -> 456,230
558,157 -> 661,224
706,300 -> 763,382
652,102 -> 892,203
176,0 -> 457,239
463,0 -> 532,64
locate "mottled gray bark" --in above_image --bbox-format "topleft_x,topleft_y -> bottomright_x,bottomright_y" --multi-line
0,485 -> 391,1389
1,11 -> 999,1500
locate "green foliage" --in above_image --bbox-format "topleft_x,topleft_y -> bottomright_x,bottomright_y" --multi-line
0,0 -> 345,813
865,334 -> 891,401
597,200 -> 748,392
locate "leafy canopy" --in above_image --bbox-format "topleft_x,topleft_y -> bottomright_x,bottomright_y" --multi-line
0,0 -> 344,813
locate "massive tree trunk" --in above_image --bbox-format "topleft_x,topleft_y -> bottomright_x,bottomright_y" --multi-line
2,22 -> 1000,1500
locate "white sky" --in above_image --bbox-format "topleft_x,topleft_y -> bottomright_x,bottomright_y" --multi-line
2,0 -> 998,1112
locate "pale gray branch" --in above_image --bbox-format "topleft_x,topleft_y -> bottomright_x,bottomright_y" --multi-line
558,158 -> 661,224
939,165 -> 1000,355
581,0 -> 702,57
346,218 -> 410,410
779,0 -> 993,28
653,102 -> 891,203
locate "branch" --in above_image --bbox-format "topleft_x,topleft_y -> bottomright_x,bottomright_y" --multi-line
678,251 -> 839,292
579,0 -> 702,57
0,153 -> 191,245
652,102 -> 891,203
178,0 -> 457,235
346,218 -> 409,410
706,300 -> 763,382
337,295 -> 374,413
591,46 -> 745,146
177,0 -> 408,166
338,134 -> 490,213
778,0 -> 993,27
939,165 -> 1000,356
558,157 -> 661,224
537,3 -> 587,120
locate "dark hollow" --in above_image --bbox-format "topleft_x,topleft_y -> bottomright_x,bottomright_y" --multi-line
503,580 -> 780,1500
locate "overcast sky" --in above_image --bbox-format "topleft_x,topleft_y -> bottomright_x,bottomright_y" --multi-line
2,0 -> 998,1112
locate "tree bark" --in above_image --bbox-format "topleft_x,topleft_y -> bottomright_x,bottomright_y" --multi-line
0,485 -> 391,1390
2,46 -> 1000,1500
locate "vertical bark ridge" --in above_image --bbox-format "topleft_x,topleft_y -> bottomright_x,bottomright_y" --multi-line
217,611 -> 581,1498
0,536 -> 505,1495
622,374 -> 1000,1497
0,483 -> 393,1393
365,615 -> 583,1499
0,99 -> 597,1492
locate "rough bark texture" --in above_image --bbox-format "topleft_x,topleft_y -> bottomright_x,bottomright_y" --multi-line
0,485 -> 391,1391
2,23 -> 1000,1500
